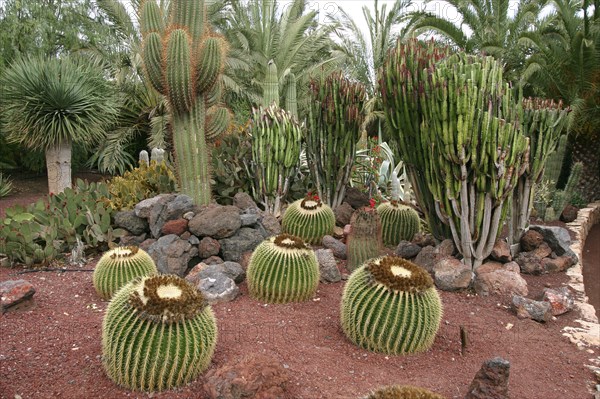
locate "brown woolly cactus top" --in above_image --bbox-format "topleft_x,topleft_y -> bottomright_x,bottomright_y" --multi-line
108,246 -> 140,260
364,384 -> 445,399
300,193 -> 323,210
273,234 -> 311,250
128,275 -> 207,324
366,256 -> 433,293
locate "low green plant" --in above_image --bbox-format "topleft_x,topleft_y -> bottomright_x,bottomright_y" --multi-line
341,256 -> 442,354
0,173 -> 13,198
247,234 -> 320,303
102,274 -> 217,392
93,246 -> 158,300
362,385 -> 444,399
281,193 -> 335,244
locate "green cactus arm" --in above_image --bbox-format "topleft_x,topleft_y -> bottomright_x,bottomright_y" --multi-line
205,106 -> 230,141
263,60 -> 279,107
165,29 -> 195,114
139,0 -> 165,36
196,36 -> 225,94
284,72 -> 297,117
141,32 -> 165,94
168,0 -> 205,42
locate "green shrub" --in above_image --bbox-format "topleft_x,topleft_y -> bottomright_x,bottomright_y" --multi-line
0,173 -> 13,198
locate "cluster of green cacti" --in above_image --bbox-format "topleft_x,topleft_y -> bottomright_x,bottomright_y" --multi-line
247,233 -> 320,303
102,274 -> 217,392
544,134 -> 568,186
93,246 -> 158,299
250,60 -> 303,215
346,206 -> 383,272
382,45 -> 530,270
377,201 -> 420,247
139,0 -> 230,205
362,385 -> 444,399
509,98 -> 569,243
306,71 -> 367,208
0,179 -> 123,266
107,158 -> 176,211
534,162 -> 583,221
281,194 -> 335,244
341,255 -> 442,354
380,39 -> 451,240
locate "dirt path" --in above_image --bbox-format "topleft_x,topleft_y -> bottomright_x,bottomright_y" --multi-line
582,223 -> 600,314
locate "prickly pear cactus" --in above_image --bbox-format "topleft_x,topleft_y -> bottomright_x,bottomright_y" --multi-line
281,194 -> 335,244
93,246 -> 158,300
377,201 -> 421,247
346,206 -> 382,272
102,275 -> 217,392
341,256 -> 442,355
362,385 -> 444,399
247,234 -> 320,303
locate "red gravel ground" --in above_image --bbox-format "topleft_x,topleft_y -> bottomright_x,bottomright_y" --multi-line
0,259 -> 597,399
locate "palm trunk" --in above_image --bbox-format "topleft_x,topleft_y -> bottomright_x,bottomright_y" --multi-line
45,140 -> 72,194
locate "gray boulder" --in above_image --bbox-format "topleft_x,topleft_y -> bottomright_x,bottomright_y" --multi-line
219,227 -> 265,262
322,235 -> 347,259
240,211 -> 260,227
148,234 -> 198,276
148,194 -> 195,238
259,213 -> 281,236
433,257 -> 473,291
198,237 -> 221,258
187,261 -> 246,284
114,210 -> 149,235
197,274 -> 240,303
315,249 -> 341,283
395,240 -> 422,259
474,261 -> 528,297
134,194 -> 174,219
465,357 -> 511,399
233,192 -> 258,211
0,280 -> 35,313
334,202 -> 354,227
189,204 -> 242,239
512,295 -> 553,322
529,225 -> 578,263
514,251 -> 545,275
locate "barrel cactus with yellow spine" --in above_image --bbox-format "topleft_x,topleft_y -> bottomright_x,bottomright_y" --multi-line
102,274 -> 217,392
362,385 -> 444,399
377,201 -> 421,247
281,193 -> 335,244
93,246 -> 158,299
247,233 -> 320,303
341,255 -> 442,354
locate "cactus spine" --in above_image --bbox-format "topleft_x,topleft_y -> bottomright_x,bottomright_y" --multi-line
281,194 -> 335,244
307,71 -> 367,208
346,206 -> 383,272
93,246 -> 158,300
363,385 -> 444,399
102,275 -> 217,392
247,234 -> 320,303
377,201 -> 421,247
341,256 -> 442,354
139,0 -> 229,205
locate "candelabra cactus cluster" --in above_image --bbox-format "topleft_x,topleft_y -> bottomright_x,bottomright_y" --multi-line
102,274 -> 217,392
341,256 -> 442,355
281,193 -> 335,244
306,71 -> 367,208
346,206 -> 383,272
377,201 -> 421,247
93,246 -> 158,300
139,0 -> 230,205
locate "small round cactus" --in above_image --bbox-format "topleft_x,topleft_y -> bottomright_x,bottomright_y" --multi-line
247,233 -> 320,303
346,206 -> 383,272
93,246 -> 158,299
341,255 -> 442,355
377,201 -> 421,247
281,194 -> 335,244
102,274 -> 217,392
363,385 -> 444,399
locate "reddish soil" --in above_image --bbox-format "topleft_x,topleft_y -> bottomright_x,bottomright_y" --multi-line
582,223 -> 600,313
1,174 -> 598,399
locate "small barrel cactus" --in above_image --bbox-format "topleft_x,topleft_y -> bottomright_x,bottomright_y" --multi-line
346,206 -> 382,272
102,274 -> 217,392
377,201 -> 421,247
281,194 -> 335,244
247,233 -> 320,303
93,246 -> 158,299
362,385 -> 444,399
341,255 -> 442,355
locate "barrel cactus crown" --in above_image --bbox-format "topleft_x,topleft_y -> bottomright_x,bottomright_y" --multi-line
281,194 -> 335,244
93,246 -> 158,300
102,274 -> 217,392
341,256 -> 442,355
377,201 -> 421,247
346,206 -> 382,272
363,385 -> 445,399
247,233 -> 320,303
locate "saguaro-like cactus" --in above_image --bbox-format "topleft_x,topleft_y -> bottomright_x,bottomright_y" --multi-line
346,206 -> 382,272
307,71 -> 366,208
139,0 -> 230,205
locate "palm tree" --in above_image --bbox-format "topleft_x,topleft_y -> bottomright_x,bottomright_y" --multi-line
0,55 -> 118,194
407,0 -> 542,82
523,0 -> 600,200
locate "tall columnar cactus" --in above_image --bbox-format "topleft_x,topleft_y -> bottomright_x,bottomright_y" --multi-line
285,72 -> 298,118
377,201 -> 421,247
380,39 -> 451,240
102,275 -> 217,392
543,133 -> 568,185
535,161 -> 583,221
93,246 -> 158,300
341,256 -> 442,354
139,0 -> 230,205
247,233 -> 320,303
307,71 -> 367,208
509,98 -> 569,244
346,206 -> 383,272
362,385 -> 444,399
281,194 -> 335,244
263,60 -> 279,106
